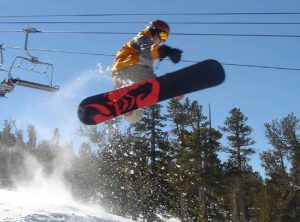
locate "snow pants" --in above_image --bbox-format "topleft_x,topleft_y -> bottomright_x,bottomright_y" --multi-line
112,64 -> 156,123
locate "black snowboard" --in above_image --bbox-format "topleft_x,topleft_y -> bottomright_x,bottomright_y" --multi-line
78,59 -> 225,125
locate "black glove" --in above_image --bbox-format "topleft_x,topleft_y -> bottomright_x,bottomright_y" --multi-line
158,45 -> 183,64
168,48 -> 182,64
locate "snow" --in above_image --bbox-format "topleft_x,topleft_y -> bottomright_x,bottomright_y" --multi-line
0,188 -> 133,222
0,152 -> 133,222
0,188 -> 181,222
0,125 -> 180,222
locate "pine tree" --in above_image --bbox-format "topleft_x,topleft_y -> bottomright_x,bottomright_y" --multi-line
0,119 -> 17,147
166,99 -> 225,221
0,119 -> 29,185
221,108 -> 255,222
121,129 -> 149,220
35,128 -> 61,175
131,104 -> 172,221
26,124 -> 37,151
184,126 -> 224,221
280,114 -> 300,186
166,98 -> 193,221
80,119 -> 134,216
260,113 -> 300,221
71,142 -> 99,202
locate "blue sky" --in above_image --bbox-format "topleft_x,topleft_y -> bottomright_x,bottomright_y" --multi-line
0,0 -> 299,174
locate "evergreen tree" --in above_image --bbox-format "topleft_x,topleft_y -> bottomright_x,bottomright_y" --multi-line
26,124 -> 37,151
80,119 -> 132,216
0,119 -> 29,185
260,113 -> 300,221
71,142 -> 99,202
221,108 -> 255,222
280,114 -> 300,186
166,98 -> 193,221
0,119 -> 17,147
184,127 -> 224,221
121,129 -> 149,220
35,128 -> 61,175
131,104 -> 172,221
166,99 -> 226,221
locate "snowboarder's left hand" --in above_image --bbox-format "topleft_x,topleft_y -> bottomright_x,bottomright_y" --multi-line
168,48 -> 182,64
158,45 -> 183,64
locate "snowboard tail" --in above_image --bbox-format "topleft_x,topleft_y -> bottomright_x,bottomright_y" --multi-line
78,59 -> 225,125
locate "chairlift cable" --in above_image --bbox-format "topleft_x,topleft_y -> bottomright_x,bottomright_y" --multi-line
0,21 -> 300,25
1,28 -> 300,39
0,29 -> 23,33
4,45 -> 114,57
3,45 -> 300,72
221,63 -> 300,71
0,12 -> 300,18
182,59 -> 300,71
24,30 -> 300,39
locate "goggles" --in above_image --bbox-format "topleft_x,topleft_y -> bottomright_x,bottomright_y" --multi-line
158,31 -> 169,41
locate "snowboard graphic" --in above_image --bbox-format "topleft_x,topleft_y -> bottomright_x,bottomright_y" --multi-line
78,59 -> 225,125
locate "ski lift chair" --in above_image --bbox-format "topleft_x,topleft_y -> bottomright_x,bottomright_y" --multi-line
8,56 -> 59,92
8,28 -> 59,92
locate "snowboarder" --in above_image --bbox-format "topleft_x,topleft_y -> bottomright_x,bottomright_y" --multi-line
111,20 -> 183,123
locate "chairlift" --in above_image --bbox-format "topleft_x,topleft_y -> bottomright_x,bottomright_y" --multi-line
9,27 -> 59,92
8,56 -> 59,92
0,28 -> 59,98
0,28 -> 60,98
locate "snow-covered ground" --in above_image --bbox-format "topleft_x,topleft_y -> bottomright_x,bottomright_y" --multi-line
0,188 -> 133,222
0,152 -> 133,222
0,188 -> 180,222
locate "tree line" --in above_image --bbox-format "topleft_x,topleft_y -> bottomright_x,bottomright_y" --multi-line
0,98 -> 299,221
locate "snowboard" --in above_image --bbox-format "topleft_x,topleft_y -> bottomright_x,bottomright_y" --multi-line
78,59 -> 225,125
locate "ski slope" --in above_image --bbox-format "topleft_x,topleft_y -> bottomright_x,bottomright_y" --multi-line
0,189 -> 133,222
